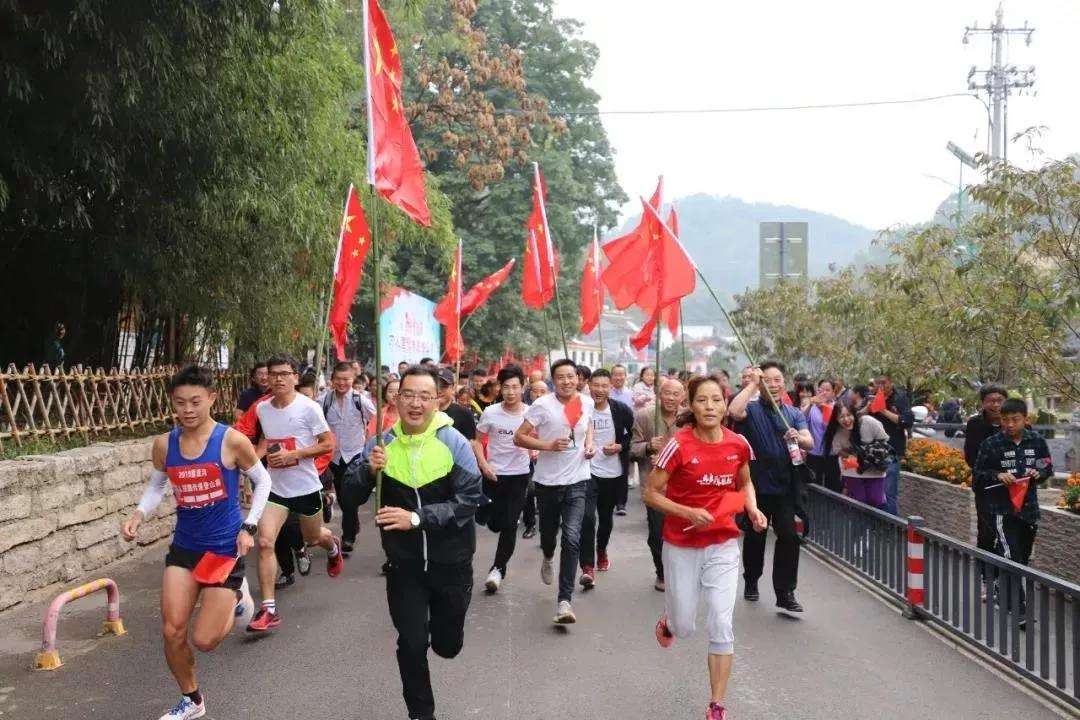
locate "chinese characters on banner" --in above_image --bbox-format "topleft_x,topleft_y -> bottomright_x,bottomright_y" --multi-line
378,287 -> 442,368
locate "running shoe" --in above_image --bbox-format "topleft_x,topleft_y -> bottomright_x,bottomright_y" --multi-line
341,541 -> 354,558
296,549 -> 312,576
522,526 -> 537,539
615,505 -> 627,516
580,566 -> 595,589
554,600 -> 577,624
597,551 -> 610,572
322,492 -> 334,523
654,577 -> 666,592
328,536 -> 344,578
246,608 -> 281,632
540,557 -> 554,585
233,578 -> 254,629
158,696 -> 205,720
655,613 -> 674,648
485,567 -> 503,594
274,572 -> 294,589
705,702 -> 727,720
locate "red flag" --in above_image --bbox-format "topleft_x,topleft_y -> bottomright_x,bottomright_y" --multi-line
434,240 -> 464,361
328,185 -> 372,360
460,258 -> 515,316
781,391 -> 794,406
530,354 -> 546,374
580,227 -> 604,335
563,394 -> 583,428
521,165 -> 558,309
602,176 -> 662,310
364,0 -> 431,226
869,392 -> 887,414
820,402 -> 834,425
1007,478 -> 1030,512
627,203 -> 696,351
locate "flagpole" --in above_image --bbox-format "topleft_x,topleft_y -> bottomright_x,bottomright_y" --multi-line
679,300 -> 687,373
597,312 -> 605,368
653,308 -> 663,436
363,0 -> 384,508
594,223 -> 604,368
541,308 -> 553,369
314,286 -> 329,381
534,162 -> 569,360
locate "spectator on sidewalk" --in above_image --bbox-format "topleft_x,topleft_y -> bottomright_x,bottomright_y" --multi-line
235,362 -> 269,422
824,402 -> 890,508
805,378 -> 838,491
870,373 -> 914,515
964,384 -> 1008,564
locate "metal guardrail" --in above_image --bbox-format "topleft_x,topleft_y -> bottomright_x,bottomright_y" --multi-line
804,485 -> 1078,709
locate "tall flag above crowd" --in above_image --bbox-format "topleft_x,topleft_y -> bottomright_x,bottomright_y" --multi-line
579,226 -> 604,335
364,0 -> 430,226
329,185 -> 372,361
521,167 -> 558,310
461,258 -> 516,316
434,240 -> 465,362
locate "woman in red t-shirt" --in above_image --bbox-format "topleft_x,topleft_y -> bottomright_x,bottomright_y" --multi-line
643,375 -> 767,720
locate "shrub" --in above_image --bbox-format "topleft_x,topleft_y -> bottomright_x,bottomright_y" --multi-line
1057,473 -> 1080,515
902,438 -> 972,487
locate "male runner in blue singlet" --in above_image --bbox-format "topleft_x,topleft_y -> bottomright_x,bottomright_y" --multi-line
122,365 -> 272,720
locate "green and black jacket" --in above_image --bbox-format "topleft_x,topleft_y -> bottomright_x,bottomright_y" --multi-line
355,412 -> 482,566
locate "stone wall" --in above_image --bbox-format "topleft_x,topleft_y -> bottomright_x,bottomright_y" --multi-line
0,438 -> 174,613
898,470 -> 1080,585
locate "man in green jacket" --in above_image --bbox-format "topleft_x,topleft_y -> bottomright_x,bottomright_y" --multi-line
355,366 -> 482,720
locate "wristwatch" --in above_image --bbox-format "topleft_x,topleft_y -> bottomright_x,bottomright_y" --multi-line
409,512 -> 421,529
241,523 -> 258,536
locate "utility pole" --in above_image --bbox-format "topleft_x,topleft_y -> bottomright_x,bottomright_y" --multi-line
964,4 -> 1035,163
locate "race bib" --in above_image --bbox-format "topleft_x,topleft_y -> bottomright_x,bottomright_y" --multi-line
168,463 -> 227,508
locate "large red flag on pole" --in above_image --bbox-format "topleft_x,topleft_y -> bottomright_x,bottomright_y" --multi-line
434,240 -> 464,361
601,176 -> 662,310
580,226 -> 604,335
363,0 -> 431,226
629,202 -> 696,350
521,170 -> 557,309
460,258 -> 516,316
328,184 -> 372,360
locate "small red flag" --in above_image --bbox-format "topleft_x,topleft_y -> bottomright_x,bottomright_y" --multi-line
522,166 -> 558,309
563,394 -> 583,429
434,240 -> 464,361
460,258 -> 515,316
328,185 -> 372,360
364,0 -> 431,226
580,227 -> 604,335
869,392 -> 887,414
820,402 -> 834,425
1007,478 -> 1030,512
781,391 -> 794,406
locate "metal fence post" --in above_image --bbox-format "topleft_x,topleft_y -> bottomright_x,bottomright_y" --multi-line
904,516 -> 926,620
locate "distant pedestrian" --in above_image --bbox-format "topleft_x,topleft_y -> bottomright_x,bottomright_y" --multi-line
869,373 -> 914,515
965,384 -> 1008,567
633,366 -> 657,409
235,362 -> 269,422
43,322 -> 66,369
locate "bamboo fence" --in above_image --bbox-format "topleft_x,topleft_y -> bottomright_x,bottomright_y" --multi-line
0,364 -> 246,451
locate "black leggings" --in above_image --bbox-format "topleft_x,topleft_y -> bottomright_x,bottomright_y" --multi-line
488,473 -> 531,574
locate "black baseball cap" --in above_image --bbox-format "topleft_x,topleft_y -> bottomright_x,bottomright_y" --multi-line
436,367 -> 455,387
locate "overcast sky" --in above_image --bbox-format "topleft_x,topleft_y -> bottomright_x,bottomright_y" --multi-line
552,0 -> 1080,231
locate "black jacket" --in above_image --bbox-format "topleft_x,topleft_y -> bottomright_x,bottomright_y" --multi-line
872,389 -> 915,458
963,412 -> 1000,469
607,398 -> 636,476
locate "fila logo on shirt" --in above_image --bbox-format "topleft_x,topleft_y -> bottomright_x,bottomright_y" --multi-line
699,473 -> 734,487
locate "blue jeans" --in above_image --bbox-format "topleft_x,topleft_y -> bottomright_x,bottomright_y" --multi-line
535,480 -> 587,602
884,459 -> 901,515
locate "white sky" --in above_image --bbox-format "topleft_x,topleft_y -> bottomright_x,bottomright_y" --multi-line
552,0 -> 1080,230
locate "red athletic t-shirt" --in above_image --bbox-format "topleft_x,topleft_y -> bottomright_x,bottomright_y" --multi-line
656,426 -> 754,548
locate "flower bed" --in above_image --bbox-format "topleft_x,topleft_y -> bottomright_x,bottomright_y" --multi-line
901,438 -> 972,487
1057,472 -> 1080,514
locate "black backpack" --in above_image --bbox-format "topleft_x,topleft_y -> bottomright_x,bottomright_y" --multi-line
852,419 -> 896,473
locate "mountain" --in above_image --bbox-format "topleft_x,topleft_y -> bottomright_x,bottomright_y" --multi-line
609,193 -> 880,325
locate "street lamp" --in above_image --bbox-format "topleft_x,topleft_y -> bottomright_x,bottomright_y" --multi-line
946,141 -> 978,224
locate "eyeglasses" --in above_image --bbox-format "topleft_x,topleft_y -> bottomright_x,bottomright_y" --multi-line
268,370 -> 296,379
399,391 -> 437,404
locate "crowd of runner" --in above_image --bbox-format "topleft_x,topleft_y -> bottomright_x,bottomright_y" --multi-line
122,356 -> 1049,720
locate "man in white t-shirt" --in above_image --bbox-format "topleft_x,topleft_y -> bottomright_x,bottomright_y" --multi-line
248,354 -> 341,632
476,365 -> 533,594
514,358 -> 595,624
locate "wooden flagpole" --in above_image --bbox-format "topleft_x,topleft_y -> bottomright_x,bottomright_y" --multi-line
534,162 -> 569,360
363,0 -> 384,509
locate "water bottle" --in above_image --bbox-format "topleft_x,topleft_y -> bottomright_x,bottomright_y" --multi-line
786,437 -> 804,466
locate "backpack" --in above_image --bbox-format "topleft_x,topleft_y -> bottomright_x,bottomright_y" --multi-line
852,419 -> 895,473
321,391 -> 372,426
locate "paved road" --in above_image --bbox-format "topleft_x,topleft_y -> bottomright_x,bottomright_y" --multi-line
0,496 -> 1064,720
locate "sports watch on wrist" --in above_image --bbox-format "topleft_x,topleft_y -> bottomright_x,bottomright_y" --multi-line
241,523 -> 258,536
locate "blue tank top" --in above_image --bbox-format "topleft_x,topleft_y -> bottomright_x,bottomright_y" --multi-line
165,423 -> 242,555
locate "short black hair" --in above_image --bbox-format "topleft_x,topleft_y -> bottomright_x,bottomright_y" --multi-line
380,376 -> 399,404
298,369 -> 318,390
612,364 -> 626,371
400,365 -> 439,389
759,360 -> 786,375
979,383 -> 1008,401
550,358 -> 577,377
1000,398 -> 1027,416
471,368 -> 486,377
331,361 -> 353,376
590,368 -> 611,381
249,362 -> 267,381
168,364 -> 216,393
266,353 -> 299,373
496,364 -> 526,386
576,365 -> 592,381
719,369 -> 730,379
851,384 -> 870,399
795,380 -> 815,397
419,357 -> 433,365
398,361 -> 409,368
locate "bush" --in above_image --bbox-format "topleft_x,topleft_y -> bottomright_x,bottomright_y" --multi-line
902,438 -> 972,487
1057,473 -> 1080,515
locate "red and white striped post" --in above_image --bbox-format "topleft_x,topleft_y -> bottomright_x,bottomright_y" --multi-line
904,516 -> 925,619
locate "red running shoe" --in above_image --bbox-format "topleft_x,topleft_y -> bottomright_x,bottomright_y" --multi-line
705,702 -> 727,720
579,566 -> 595,589
597,551 -> 610,572
655,613 -> 674,648
328,537 -> 344,578
246,608 -> 281,633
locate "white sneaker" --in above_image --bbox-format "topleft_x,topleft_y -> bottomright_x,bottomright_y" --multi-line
158,696 -> 206,720
540,558 -> 554,585
233,578 -> 254,630
554,600 -> 576,624
485,568 -> 503,594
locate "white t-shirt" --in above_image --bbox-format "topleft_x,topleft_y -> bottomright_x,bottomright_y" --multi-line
476,403 -> 531,476
524,392 -> 594,487
590,404 -> 622,478
255,394 -> 331,498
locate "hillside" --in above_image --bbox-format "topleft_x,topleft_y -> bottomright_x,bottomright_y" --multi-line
610,193 -> 881,325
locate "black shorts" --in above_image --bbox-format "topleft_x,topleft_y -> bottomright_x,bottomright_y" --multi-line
165,544 -> 246,592
268,490 -> 323,517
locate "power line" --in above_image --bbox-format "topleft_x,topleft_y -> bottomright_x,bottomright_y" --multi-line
506,92 -> 977,117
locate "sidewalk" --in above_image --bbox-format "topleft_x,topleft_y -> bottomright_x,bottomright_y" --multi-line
0,496 -> 1063,719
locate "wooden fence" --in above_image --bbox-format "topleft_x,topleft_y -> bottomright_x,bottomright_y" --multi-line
0,364 -> 246,450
